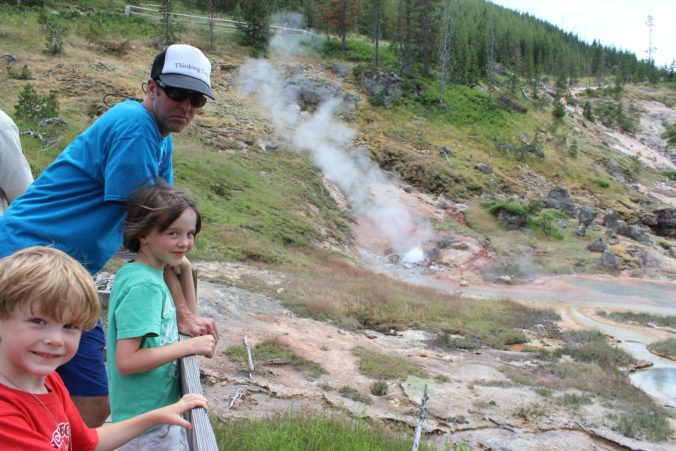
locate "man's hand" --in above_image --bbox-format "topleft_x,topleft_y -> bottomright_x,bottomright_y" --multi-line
178,312 -> 219,342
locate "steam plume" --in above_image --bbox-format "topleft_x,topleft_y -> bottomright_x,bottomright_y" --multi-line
237,35 -> 433,258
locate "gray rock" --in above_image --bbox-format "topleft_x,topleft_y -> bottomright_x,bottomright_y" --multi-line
331,62 -> 349,78
616,222 -> 651,244
560,199 -> 577,218
577,204 -> 597,227
282,76 -> 360,113
497,209 -> 525,229
587,238 -> 607,252
543,187 -> 576,217
599,249 -> 621,270
475,163 -> 493,174
358,70 -> 403,106
653,208 -> 676,237
542,197 -> 560,209
603,210 -> 619,230
547,187 -> 571,203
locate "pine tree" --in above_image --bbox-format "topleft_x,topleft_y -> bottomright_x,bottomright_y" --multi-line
236,0 -> 271,53
583,101 -> 594,122
319,0 -> 360,51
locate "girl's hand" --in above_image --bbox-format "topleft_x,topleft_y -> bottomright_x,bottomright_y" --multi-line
177,255 -> 192,273
166,256 -> 191,272
188,334 -> 216,358
159,393 -> 208,429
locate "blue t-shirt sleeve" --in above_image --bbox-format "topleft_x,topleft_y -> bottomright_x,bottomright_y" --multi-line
104,135 -> 173,202
161,137 -> 174,184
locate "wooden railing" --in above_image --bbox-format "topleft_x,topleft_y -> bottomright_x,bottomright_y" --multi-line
124,5 -> 316,36
179,333 -> 218,451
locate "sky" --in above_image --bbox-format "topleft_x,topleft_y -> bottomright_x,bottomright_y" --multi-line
490,0 -> 675,67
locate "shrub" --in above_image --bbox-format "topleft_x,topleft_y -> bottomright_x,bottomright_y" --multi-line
487,202 -> 527,218
339,385 -> 371,404
14,83 -> 60,122
7,64 -> 32,80
552,99 -> 566,118
528,211 -> 564,240
583,101 -> 594,121
568,139 -> 579,159
592,178 -> 610,188
39,13 -> 65,55
524,199 -> 543,215
370,381 -> 388,396
613,410 -> 672,442
647,338 -> 676,358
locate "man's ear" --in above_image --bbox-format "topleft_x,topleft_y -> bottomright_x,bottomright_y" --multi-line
146,79 -> 159,97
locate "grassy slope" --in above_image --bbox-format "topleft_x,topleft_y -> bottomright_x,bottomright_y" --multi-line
3,4 -> 673,444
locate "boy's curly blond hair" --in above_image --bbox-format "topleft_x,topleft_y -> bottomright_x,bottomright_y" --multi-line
0,246 -> 100,330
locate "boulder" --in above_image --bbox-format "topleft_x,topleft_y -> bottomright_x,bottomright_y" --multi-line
475,163 -> 493,174
652,208 -> 676,237
497,209 -> 525,229
283,77 -> 359,113
543,187 -> 577,217
331,62 -> 349,78
616,222 -> 651,244
577,204 -> 597,227
598,249 -> 621,270
587,238 -> 607,253
358,70 -> 403,106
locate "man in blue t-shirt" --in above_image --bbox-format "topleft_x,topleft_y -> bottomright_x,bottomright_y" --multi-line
0,44 -> 219,427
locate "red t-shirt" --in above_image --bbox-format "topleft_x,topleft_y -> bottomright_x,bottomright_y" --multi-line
0,372 -> 98,450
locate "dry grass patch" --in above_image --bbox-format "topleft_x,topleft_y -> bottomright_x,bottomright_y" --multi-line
276,254 -> 559,349
353,347 -> 427,381
225,337 -> 325,379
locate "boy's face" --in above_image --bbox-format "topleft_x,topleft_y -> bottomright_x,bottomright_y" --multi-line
0,304 -> 81,388
138,208 -> 197,270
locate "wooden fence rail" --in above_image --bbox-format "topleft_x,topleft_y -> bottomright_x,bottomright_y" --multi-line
179,333 -> 219,451
124,5 -> 317,36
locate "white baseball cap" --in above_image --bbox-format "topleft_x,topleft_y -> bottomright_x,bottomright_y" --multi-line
151,44 -> 215,99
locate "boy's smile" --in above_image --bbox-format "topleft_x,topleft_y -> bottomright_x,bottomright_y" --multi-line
0,305 -> 81,393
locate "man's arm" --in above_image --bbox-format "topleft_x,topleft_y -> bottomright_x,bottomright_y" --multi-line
164,261 -> 219,341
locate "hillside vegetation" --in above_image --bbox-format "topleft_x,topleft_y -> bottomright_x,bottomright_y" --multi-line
1,1 -> 675,448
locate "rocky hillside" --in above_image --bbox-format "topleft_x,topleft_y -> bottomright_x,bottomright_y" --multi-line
3,5 -> 676,449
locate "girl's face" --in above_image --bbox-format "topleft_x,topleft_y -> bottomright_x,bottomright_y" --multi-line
136,208 -> 198,270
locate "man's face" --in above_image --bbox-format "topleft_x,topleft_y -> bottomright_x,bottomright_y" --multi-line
145,79 -> 204,137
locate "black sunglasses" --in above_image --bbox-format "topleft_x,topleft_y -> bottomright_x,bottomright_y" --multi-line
155,80 -> 207,108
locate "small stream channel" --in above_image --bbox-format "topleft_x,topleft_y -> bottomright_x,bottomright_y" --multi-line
570,307 -> 676,408
364,252 -> 676,408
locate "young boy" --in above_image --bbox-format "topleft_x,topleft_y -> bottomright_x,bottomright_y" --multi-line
0,246 -> 208,450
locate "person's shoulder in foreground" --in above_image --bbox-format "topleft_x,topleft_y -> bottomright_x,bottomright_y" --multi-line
0,108 -> 33,215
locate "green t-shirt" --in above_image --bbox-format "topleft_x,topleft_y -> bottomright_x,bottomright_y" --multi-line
106,262 -> 180,423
